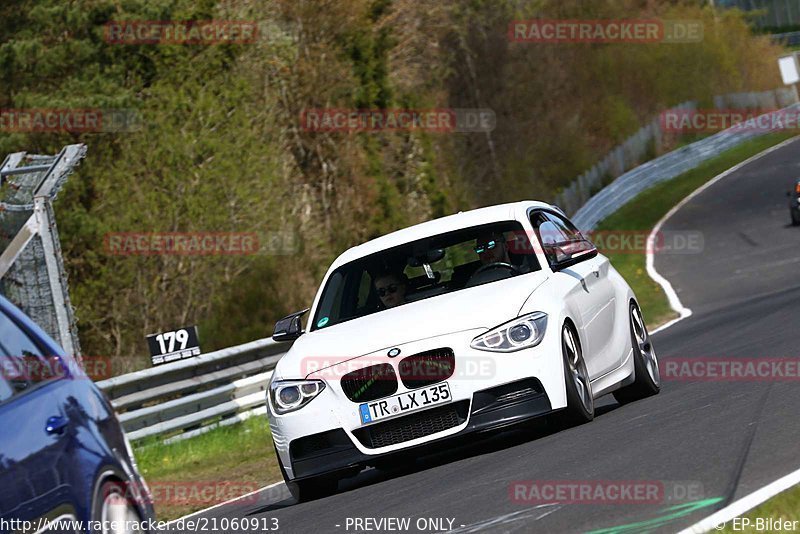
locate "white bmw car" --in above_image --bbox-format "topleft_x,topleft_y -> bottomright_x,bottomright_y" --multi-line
267,201 -> 660,501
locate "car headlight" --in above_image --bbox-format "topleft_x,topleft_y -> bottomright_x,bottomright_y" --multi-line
269,379 -> 326,414
471,312 -> 548,352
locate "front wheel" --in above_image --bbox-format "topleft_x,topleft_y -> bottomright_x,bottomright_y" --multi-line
554,323 -> 594,427
613,302 -> 661,404
791,209 -> 800,226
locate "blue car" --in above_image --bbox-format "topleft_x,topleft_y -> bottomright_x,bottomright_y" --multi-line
0,295 -> 155,533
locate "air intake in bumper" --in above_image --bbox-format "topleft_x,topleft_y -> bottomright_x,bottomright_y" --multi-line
352,400 -> 469,449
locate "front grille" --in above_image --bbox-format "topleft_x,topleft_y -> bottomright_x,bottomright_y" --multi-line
341,363 -> 398,403
398,348 -> 455,389
352,401 -> 469,449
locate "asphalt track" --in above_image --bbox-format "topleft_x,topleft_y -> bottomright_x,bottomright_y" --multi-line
181,137 -> 800,534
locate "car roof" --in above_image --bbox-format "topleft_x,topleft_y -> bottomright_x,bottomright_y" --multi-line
331,200 -> 552,267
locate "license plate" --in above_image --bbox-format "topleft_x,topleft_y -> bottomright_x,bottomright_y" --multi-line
359,382 -> 451,425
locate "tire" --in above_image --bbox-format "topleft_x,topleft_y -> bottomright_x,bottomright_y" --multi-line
791,209 -> 800,226
275,444 -> 338,503
555,322 -> 594,426
613,301 -> 661,404
91,479 -> 143,534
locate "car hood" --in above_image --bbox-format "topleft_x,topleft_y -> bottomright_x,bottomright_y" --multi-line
276,271 -> 548,378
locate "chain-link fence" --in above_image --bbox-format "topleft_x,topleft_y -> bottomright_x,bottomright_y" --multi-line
0,145 -> 86,359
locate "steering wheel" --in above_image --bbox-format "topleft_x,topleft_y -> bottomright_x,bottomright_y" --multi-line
473,262 -> 522,277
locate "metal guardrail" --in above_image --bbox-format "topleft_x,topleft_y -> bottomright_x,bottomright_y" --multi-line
557,88 -> 796,220
570,104 -> 800,231
554,102 -> 696,216
97,337 -> 292,443
772,31 -> 800,47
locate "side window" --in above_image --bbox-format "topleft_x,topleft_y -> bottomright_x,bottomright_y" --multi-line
531,210 -> 595,267
0,312 -> 58,396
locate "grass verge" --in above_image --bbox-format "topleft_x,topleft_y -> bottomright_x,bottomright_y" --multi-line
132,131 -> 796,523
596,132 -> 795,329
133,416 -> 282,521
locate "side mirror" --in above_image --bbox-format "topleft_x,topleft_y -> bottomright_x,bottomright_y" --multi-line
272,308 -> 309,342
552,241 -> 598,271
787,191 -> 792,197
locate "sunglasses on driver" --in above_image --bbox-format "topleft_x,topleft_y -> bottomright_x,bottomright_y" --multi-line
474,240 -> 498,254
376,284 -> 400,297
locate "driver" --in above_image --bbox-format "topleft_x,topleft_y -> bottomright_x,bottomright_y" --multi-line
373,271 -> 408,309
474,231 -> 511,265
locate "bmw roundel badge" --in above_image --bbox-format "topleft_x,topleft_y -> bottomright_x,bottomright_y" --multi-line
388,347 -> 401,358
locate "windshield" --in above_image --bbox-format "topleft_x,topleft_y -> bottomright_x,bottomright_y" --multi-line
311,221 -> 540,331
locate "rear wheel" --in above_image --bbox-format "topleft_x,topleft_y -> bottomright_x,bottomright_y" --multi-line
613,302 -> 660,404
555,323 -> 594,426
791,208 -> 800,226
275,444 -> 338,503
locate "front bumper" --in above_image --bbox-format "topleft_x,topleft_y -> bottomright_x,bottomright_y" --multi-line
288,377 -> 552,481
269,327 -> 567,480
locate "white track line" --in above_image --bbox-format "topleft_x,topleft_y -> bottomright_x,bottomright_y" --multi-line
647,136 -> 800,335
644,135 -> 800,533
678,467 -> 800,533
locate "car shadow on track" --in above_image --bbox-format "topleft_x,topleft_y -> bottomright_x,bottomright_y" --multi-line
246,401 -> 622,513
